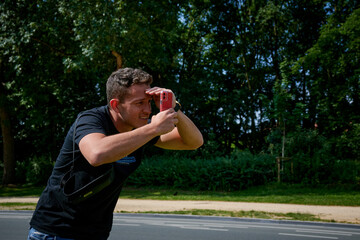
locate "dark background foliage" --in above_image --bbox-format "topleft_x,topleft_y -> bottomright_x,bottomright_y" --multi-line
1,0 -> 359,188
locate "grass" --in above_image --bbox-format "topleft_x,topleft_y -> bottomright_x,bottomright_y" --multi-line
0,202 -> 329,223
0,185 -> 44,197
1,183 -> 359,206
119,183 -> 360,206
117,209 -> 329,223
1,183 -> 358,223
0,202 -> 37,211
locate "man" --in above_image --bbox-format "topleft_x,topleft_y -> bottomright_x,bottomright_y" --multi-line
28,68 -> 203,240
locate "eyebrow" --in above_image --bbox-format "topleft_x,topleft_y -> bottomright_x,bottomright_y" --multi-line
131,96 -> 152,103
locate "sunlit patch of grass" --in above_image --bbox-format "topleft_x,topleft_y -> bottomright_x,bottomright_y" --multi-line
0,186 -> 44,197
0,202 -> 37,210
119,184 -> 360,206
116,209 -> 333,223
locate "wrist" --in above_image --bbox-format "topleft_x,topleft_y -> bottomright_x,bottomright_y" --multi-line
143,121 -> 161,138
174,101 -> 181,112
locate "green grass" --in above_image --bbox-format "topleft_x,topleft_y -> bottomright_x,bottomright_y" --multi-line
119,183 -> 360,206
0,185 -> 44,197
1,183 -> 358,223
0,202 -> 37,211
117,209 -> 330,223
1,183 -> 359,206
0,201 -> 334,223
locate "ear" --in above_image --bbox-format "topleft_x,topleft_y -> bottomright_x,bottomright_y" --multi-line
109,99 -> 120,113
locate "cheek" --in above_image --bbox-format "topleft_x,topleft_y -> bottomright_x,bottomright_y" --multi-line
119,106 -> 136,118
128,106 -> 142,116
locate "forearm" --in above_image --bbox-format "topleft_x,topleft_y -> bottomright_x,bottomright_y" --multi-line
156,110 -> 203,150
176,110 -> 203,149
145,87 -> 203,149
80,109 -> 178,166
79,124 -> 158,166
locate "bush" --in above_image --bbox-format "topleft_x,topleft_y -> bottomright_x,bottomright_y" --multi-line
16,155 -> 54,185
335,123 -> 360,161
126,150 -> 276,191
274,129 -> 360,185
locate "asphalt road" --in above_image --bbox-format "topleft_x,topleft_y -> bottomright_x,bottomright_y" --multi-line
1,211 -> 360,240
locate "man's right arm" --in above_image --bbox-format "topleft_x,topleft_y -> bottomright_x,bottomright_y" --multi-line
79,110 -> 177,167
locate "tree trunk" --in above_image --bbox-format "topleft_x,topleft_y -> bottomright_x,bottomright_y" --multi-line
0,59 -> 16,185
111,50 -> 123,69
0,104 -> 15,185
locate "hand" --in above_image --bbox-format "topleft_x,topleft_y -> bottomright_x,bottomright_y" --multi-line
145,87 -> 177,109
150,109 -> 179,135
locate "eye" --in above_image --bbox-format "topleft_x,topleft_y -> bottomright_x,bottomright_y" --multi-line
135,99 -> 151,106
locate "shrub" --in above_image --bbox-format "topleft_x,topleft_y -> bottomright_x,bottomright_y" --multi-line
275,129 -> 360,185
16,155 -> 54,185
126,150 -> 276,191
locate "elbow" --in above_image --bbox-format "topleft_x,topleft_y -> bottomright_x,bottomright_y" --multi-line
89,160 -> 103,167
79,134 -> 110,167
190,135 -> 204,150
85,149 -> 107,167
196,136 -> 204,149
87,157 -> 102,167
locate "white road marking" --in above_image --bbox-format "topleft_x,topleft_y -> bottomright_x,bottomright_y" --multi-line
296,229 -> 353,236
279,233 -> 338,239
113,223 -> 140,226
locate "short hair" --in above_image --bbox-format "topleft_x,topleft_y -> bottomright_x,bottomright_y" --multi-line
106,68 -> 153,105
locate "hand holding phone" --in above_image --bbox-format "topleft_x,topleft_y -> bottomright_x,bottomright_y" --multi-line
160,90 -> 173,111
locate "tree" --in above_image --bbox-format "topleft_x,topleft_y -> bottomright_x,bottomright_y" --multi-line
0,60 -> 15,184
1,0 -> 359,184
296,4 -> 360,137
0,1 -> 28,184
0,0 -> 182,184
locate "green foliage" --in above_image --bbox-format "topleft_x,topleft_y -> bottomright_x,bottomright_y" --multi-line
0,1 -> 359,186
268,128 -> 360,185
0,0 -> 183,184
16,156 -> 54,185
127,151 -> 276,191
335,123 -> 360,161
296,6 -> 360,136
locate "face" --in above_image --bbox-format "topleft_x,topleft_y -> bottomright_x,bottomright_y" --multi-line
116,84 -> 152,131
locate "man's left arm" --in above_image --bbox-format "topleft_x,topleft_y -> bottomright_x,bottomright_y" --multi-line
155,110 -> 203,150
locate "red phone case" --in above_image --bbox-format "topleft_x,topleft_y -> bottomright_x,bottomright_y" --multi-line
160,91 -> 173,111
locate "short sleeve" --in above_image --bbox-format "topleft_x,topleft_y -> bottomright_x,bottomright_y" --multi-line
73,107 -> 112,145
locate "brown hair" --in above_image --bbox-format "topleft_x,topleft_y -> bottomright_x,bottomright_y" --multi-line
106,68 -> 153,105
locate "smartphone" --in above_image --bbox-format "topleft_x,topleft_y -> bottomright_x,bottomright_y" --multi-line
160,90 -> 173,111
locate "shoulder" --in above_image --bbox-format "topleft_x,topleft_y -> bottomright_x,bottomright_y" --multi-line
77,106 -> 108,120
75,106 -> 117,140
76,106 -> 111,127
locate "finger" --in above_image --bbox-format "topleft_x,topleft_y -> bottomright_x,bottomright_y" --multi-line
148,88 -> 173,96
146,87 -> 164,95
167,108 -> 175,113
146,86 -> 161,92
145,88 -> 157,95
163,108 -> 175,114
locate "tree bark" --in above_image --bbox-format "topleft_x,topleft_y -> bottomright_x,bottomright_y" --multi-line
0,60 -> 16,185
111,50 -> 123,69
0,103 -> 15,185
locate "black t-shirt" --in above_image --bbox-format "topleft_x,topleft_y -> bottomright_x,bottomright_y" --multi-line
30,106 -> 158,239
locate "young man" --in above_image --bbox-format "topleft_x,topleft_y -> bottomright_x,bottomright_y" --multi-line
28,68 -> 203,240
